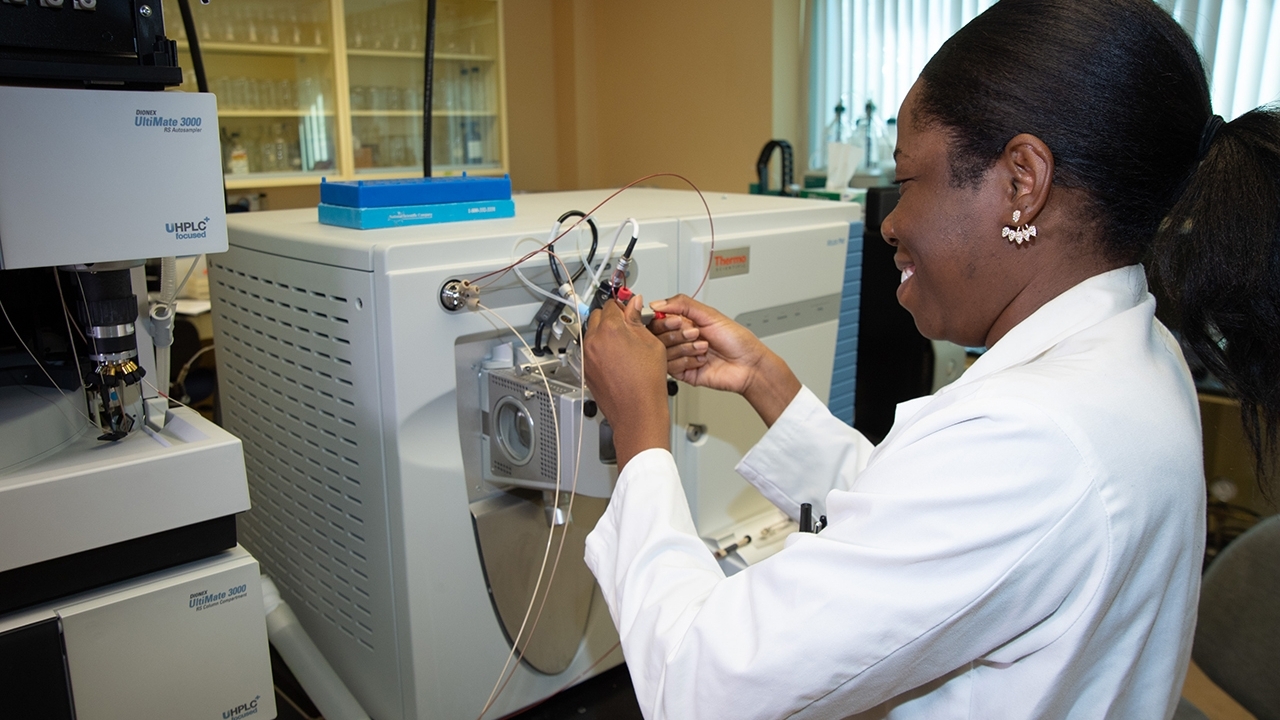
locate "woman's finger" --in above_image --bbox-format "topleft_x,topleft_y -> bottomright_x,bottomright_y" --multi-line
648,314 -> 686,334
622,293 -> 646,326
667,354 -> 707,376
652,294 -> 726,328
655,325 -> 699,348
666,340 -> 708,362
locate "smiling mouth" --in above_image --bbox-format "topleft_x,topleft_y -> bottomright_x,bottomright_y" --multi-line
900,266 -> 915,284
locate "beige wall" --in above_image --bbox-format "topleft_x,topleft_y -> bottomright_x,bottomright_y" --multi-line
503,0 -> 561,192
505,0 -> 806,194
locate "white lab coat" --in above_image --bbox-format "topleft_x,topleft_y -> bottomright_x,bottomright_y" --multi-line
584,265 -> 1206,719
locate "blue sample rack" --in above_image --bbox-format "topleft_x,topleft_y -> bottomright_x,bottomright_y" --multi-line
320,175 -> 512,209
318,173 -> 515,230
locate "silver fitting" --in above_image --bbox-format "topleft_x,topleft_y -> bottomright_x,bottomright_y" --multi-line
89,323 -> 136,340
439,278 -> 479,312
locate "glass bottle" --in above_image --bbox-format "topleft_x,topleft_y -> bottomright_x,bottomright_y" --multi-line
471,65 -> 483,113
271,123 -> 289,173
813,99 -> 852,171
288,8 -> 302,45
288,127 -> 302,171
259,134 -> 276,172
467,120 -> 483,164
227,133 -> 250,175
827,99 -> 851,144
265,5 -> 281,45
451,119 -> 465,166
853,99 -> 887,177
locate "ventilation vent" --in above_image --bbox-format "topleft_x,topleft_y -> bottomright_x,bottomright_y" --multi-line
491,372 -> 559,481
539,393 -> 557,480
211,259 -> 378,653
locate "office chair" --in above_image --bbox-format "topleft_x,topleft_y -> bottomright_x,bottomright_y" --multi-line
1177,513 -> 1280,720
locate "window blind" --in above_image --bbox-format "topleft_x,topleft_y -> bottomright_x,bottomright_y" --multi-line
810,0 -> 1280,171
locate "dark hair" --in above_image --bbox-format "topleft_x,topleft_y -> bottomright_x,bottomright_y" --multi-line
915,0 -> 1280,496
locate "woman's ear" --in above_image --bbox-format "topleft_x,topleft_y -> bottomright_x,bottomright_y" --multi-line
1001,133 -> 1054,224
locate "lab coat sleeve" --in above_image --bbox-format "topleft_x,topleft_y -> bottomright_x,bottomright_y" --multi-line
584,395 -> 1109,720
736,385 -> 877,519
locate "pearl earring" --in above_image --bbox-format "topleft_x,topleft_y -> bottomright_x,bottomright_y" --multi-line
1002,209 -> 1037,245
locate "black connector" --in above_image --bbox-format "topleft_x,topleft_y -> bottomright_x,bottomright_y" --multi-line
533,296 -> 562,326
550,210 -> 599,285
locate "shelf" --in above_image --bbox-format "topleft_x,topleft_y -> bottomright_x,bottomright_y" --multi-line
432,165 -> 505,176
178,41 -> 331,55
436,52 -> 497,62
225,173 -> 330,189
351,110 -> 424,117
353,166 -> 426,176
348,110 -> 498,118
346,48 -> 425,59
351,166 -> 505,180
344,49 -> 495,62
220,109 -> 337,118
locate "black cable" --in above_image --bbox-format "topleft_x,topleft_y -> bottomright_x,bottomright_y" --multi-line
422,0 -> 438,176
533,322 -> 546,356
549,210 -> 599,285
174,0 -> 207,93
175,0 -> 234,212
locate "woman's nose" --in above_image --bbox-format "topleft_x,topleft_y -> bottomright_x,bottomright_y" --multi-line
881,208 -> 900,247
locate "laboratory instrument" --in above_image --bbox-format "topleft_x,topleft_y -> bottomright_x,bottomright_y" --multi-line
209,190 -> 862,718
0,4 -> 274,716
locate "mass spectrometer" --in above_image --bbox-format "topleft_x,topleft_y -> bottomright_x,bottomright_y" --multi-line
210,189 -> 862,719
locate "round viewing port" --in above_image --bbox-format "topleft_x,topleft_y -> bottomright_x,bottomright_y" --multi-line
495,396 -> 536,466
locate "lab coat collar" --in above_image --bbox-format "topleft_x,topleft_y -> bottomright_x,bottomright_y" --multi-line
947,264 -> 1150,393
879,265 -> 1150,449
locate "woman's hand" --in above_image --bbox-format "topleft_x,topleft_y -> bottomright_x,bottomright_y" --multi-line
583,294 -> 672,469
649,294 -> 802,427
648,294 -> 766,393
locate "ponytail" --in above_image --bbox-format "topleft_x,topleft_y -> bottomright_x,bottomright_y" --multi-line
1151,105 -> 1280,497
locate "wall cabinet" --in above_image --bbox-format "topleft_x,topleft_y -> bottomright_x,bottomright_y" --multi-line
163,0 -> 507,190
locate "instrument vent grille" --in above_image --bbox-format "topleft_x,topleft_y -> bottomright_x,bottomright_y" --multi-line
210,256 -> 388,656
490,372 -> 559,482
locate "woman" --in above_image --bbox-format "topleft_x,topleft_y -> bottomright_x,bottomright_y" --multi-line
581,0 -> 1280,717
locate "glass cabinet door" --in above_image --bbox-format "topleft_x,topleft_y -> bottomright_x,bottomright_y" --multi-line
164,0 -> 504,187
164,0 -> 340,187
344,0 -> 504,176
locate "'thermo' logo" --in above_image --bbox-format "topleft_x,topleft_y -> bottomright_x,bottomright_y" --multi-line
709,247 -> 751,279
